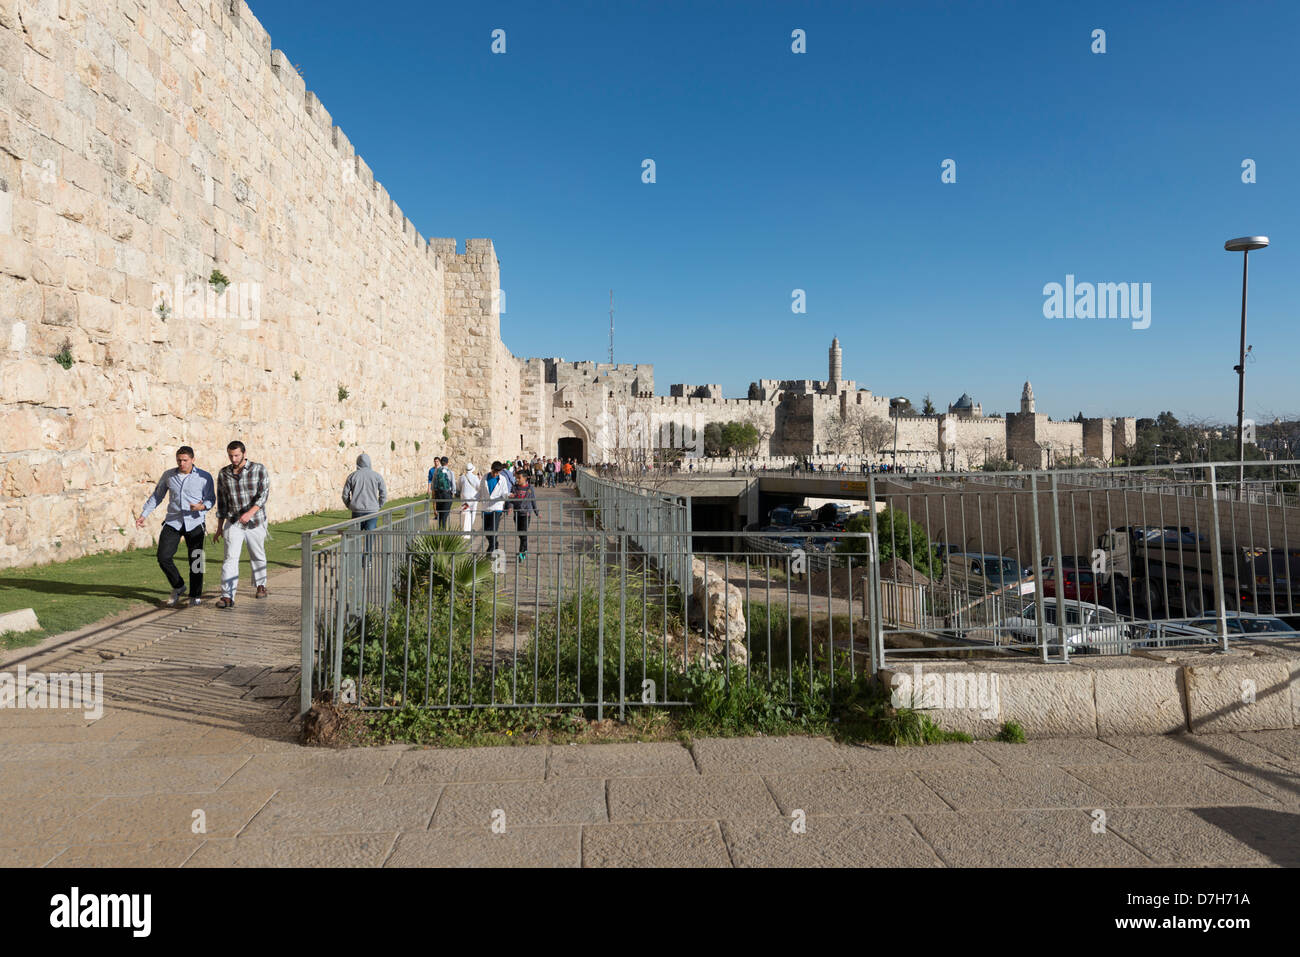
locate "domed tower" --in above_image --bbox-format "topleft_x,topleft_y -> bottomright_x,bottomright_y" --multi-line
1021,381 -> 1035,414
828,337 -> 842,384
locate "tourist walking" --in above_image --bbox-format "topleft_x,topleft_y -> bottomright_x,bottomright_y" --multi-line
136,446 -> 215,607
459,464 -> 481,539
509,471 -> 538,560
342,453 -> 387,559
429,456 -> 455,530
479,461 -> 509,553
214,440 -> 271,608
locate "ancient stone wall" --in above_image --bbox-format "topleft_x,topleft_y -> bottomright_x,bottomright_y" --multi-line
0,0 -> 512,568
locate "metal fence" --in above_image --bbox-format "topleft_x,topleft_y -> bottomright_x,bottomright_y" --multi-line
300,461 -> 1300,716
871,461 -> 1300,664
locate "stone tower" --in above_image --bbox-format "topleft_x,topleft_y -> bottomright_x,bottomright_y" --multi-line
829,337 -> 842,384
1021,381 -> 1035,414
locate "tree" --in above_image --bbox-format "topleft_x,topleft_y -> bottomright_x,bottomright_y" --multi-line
981,457 -> 1017,472
892,397 -> 915,416
832,407 -> 894,460
836,507 -> 939,579
921,394 -> 936,415
703,422 -> 723,457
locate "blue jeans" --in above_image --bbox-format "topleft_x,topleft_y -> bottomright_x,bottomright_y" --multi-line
354,514 -> 378,563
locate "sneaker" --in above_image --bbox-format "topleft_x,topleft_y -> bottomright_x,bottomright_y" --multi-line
255,585 -> 268,599
517,552 -> 525,562
190,597 -> 202,606
165,587 -> 184,606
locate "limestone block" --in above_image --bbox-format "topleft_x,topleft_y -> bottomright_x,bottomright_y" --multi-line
999,668 -> 1098,737
1,357 -> 47,402
1094,662 -> 1187,735
0,233 -> 32,278
0,607 -> 39,633
1184,657 -> 1294,733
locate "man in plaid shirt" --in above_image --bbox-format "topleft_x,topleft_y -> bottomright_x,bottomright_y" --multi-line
215,440 -> 271,608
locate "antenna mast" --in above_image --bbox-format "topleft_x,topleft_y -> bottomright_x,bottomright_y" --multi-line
608,289 -> 614,364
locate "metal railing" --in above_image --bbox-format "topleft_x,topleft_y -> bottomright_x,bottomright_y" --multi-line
300,461 -> 1300,715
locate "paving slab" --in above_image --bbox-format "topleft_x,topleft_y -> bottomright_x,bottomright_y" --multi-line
972,737 -> 1131,767
722,814 -> 944,867
1104,806 -> 1300,866
829,742 -> 998,770
1211,759 -> 1300,806
582,821 -> 731,867
607,773 -> 779,822
0,796 -> 106,844
0,845 -> 66,867
47,840 -> 204,867
241,785 -> 439,836
918,766 -> 1108,811
908,809 -> 1152,866
387,745 -> 545,785
1099,733 -> 1282,765
430,778 -> 607,828
188,833 -> 399,867
388,827 -> 581,867
1237,729 -> 1300,763
763,769 -> 951,816
546,741 -> 696,779
220,751 -> 397,791
53,754 -> 252,797
52,789 -> 275,844
1062,762 -> 1280,808
688,736 -> 843,775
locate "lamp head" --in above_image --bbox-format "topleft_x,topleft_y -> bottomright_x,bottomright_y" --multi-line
1225,236 -> 1269,252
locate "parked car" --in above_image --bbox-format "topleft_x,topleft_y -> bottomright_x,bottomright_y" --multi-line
945,552 -> 1030,598
999,598 -> 1135,653
1184,613 -> 1297,635
1041,565 -> 1100,603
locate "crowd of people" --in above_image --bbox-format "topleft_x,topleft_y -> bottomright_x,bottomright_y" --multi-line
426,456 -> 581,561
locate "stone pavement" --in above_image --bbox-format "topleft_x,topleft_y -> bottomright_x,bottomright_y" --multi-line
2,560 -> 1299,866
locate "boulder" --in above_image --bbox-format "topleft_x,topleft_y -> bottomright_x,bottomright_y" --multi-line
687,557 -> 748,667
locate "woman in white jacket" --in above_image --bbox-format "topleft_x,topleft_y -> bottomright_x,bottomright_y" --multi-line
459,464 -> 481,539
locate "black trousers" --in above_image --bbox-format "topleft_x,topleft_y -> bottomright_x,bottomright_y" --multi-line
158,523 -> 206,597
483,510 -> 502,552
435,495 -> 452,529
515,513 -> 531,553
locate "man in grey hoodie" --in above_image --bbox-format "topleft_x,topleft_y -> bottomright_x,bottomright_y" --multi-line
342,453 -> 388,559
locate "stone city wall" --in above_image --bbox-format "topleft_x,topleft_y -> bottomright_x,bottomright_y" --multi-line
0,0 -> 512,568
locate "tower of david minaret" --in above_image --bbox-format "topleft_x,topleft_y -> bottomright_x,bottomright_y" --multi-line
829,337 -> 843,385
1021,381 -> 1036,414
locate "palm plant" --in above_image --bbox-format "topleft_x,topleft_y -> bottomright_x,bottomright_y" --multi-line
402,533 -> 496,596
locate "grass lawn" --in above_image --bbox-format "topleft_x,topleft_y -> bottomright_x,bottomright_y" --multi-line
0,496 -> 428,650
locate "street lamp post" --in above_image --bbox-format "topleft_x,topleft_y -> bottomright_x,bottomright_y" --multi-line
1225,236 -> 1269,499
984,436 -> 991,469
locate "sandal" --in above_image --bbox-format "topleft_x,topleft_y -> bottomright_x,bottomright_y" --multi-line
216,597 -> 234,609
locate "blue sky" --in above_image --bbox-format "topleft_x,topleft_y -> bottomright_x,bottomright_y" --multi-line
250,0 -> 1297,422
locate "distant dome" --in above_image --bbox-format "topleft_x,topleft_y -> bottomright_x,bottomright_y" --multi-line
952,393 -> 975,409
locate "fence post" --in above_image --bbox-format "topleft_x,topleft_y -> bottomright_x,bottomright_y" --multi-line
596,533 -> 606,721
1207,464 -> 1229,651
867,471 -> 883,673
1049,472 -> 1068,663
1030,474 -> 1048,661
300,531 -> 314,714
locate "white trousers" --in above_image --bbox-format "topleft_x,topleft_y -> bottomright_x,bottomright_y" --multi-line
460,503 -> 478,538
221,522 -> 268,598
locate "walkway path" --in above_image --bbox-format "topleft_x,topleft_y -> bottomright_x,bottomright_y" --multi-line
1,493 -> 1297,866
